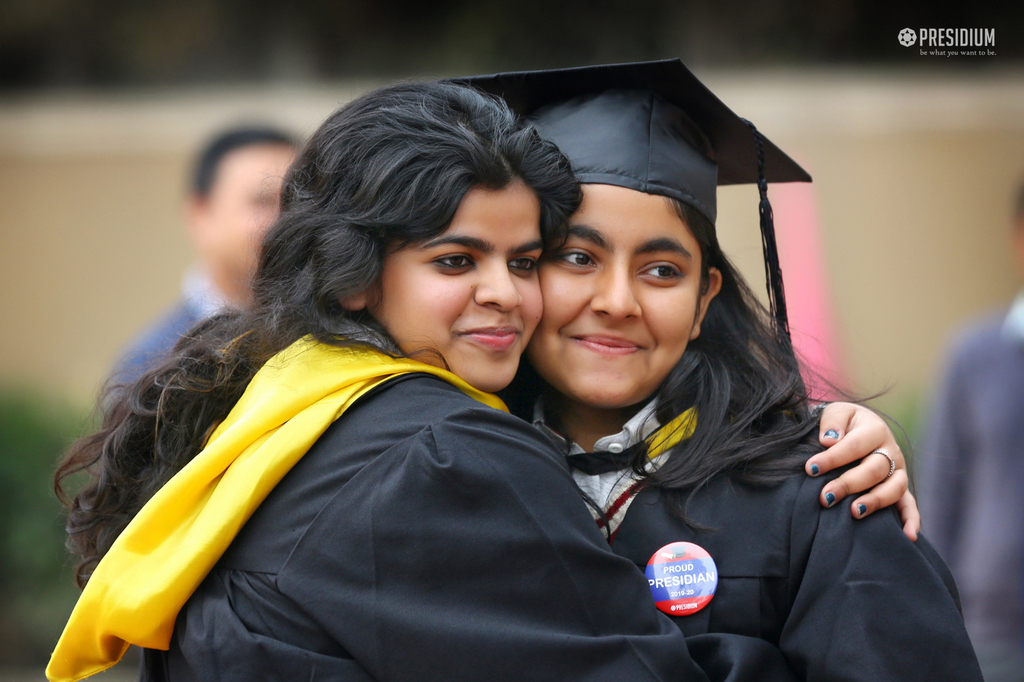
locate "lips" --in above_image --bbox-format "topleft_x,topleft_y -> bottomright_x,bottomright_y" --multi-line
459,327 -> 520,352
572,334 -> 643,356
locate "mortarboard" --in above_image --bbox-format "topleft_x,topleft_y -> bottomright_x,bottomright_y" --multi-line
454,59 -> 811,338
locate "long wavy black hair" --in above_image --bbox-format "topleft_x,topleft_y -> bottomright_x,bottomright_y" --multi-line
643,201 -> 820,491
502,198 -> 820,514
56,81 -> 581,587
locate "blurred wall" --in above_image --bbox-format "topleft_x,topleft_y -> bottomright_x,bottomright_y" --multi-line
0,84 -> 370,402
1,71 -> 1022,417
710,70 -> 1024,416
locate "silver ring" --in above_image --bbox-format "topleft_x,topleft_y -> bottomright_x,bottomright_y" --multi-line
871,448 -> 896,478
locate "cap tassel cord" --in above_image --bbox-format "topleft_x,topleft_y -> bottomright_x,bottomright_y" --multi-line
741,119 -> 790,342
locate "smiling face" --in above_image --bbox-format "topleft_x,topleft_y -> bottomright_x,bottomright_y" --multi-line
527,183 -> 721,427
351,181 -> 544,394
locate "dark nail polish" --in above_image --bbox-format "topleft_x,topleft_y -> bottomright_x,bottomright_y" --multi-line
858,504 -> 867,516
825,492 -> 836,507
824,429 -> 840,440
810,463 -> 820,475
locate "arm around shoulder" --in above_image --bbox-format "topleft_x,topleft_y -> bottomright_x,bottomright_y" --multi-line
780,471 -> 982,681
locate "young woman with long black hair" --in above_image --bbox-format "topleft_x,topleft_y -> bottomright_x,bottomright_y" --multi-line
466,60 -> 982,680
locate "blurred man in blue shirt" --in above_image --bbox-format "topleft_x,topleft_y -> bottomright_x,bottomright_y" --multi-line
920,181 -> 1024,682
116,127 -> 297,382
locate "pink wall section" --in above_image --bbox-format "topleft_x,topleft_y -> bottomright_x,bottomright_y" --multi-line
770,183 -> 847,399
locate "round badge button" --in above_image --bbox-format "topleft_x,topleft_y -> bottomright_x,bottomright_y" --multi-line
646,541 -> 718,616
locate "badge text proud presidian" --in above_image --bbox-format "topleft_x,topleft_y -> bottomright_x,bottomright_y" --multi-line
646,542 -> 718,616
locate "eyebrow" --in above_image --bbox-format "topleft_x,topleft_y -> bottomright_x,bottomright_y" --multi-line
636,237 -> 693,260
513,239 -> 545,254
565,224 -> 609,249
420,235 -> 492,252
419,234 -> 543,255
567,224 -> 692,260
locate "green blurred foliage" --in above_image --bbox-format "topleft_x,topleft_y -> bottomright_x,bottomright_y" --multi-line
0,387 -> 90,664
877,391 -> 926,482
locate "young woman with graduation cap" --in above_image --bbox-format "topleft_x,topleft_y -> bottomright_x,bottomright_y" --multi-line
462,60 -> 983,679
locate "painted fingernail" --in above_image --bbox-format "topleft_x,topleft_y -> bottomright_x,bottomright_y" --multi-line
858,503 -> 867,516
824,429 -> 840,440
810,463 -> 820,475
825,492 -> 836,507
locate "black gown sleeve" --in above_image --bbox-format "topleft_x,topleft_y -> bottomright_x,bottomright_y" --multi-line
276,404 -> 713,682
780,472 -> 983,681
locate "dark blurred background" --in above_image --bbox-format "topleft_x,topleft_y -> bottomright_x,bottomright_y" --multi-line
1,0 -> 1021,91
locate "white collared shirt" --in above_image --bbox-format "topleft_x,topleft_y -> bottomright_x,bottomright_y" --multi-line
532,398 -> 665,520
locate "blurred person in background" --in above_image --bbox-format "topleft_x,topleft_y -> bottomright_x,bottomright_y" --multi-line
919,180 -> 1024,682
115,126 -> 298,382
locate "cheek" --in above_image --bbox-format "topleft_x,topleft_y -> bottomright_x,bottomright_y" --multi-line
375,264 -> 462,336
646,292 -> 698,355
428,280 -> 472,314
518,279 -> 544,333
538,270 -> 587,330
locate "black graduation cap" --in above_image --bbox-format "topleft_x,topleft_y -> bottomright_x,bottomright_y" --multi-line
453,59 -> 811,338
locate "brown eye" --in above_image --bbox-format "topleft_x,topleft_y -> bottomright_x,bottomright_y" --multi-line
509,257 -> 537,273
643,264 -> 682,280
434,255 -> 473,270
559,251 -> 593,267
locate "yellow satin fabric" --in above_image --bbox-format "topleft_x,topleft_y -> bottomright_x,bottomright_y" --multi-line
646,407 -> 697,458
46,338 -> 505,682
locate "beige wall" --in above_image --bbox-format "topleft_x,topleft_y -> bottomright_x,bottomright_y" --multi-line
711,71 -> 1024,414
1,72 -> 1022,415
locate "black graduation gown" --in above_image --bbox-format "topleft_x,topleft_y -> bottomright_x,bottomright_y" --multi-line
139,375 -> 796,682
609,470 -> 984,681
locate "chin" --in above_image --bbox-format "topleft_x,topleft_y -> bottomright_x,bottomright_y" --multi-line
465,367 -> 517,394
564,381 -> 644,410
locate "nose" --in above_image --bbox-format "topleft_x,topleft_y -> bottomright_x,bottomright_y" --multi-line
591,262 -> 641,319
474,260 -> 523,312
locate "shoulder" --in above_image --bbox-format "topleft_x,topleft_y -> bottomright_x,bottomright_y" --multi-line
955,311 -> 1006,345
114,300 -> 203,381
338,372 -> 560,455
786,463 -> 961,601
943,312 -> 1009,368
133,299 -> 203,351
311,372 -> 572,496
788,463 -> 889,538
715,466 -> 966,599
781,466 -> 982,680
223,373 -> 568,572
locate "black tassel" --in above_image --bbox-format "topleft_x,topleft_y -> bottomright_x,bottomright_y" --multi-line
741,118 -> 790,342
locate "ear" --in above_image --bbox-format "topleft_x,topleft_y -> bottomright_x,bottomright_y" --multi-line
339,291 -> 369,312
689,267 -> 723,340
